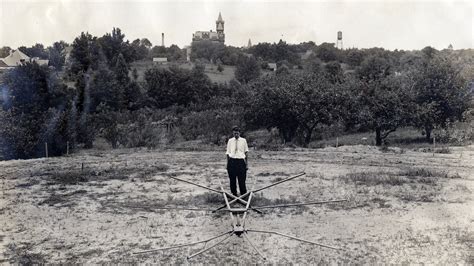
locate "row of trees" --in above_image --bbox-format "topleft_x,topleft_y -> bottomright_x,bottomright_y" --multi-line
0,42 -> 69,70
244,53 -> 471,146
0,51 -> 470,159
1,26 -> 472,159
0,28 -> 155,71
3,31 -> 467,78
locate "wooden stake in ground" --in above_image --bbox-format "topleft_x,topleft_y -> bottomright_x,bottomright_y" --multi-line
45,142 -> 48,158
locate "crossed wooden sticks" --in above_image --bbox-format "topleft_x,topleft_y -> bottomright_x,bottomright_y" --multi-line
134,172 -> 346,261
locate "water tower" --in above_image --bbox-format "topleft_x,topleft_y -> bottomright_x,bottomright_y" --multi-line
336,31 -> 343,49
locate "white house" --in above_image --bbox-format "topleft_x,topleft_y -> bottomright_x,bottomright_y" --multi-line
0,60 -> 10,70
0,50 -> 49,69
31,57 -> 49,66
153,57 -> 168,64
0,50 -> 30,69
267,63 -> 277,71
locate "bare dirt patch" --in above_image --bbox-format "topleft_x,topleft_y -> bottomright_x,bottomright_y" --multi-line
0,145 -> 473,263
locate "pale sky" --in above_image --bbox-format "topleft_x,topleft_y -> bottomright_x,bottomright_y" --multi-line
0,0 -> 472,51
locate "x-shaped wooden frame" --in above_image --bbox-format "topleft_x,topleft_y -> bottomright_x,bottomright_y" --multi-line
134,172 -> 346,261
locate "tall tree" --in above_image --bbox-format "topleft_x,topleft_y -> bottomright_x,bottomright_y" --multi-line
18,43 -> 48,59
246,73 -> 347,145
70,32 -> 101,75
167,44 -> 184,61
140,38 -> 152,49
421,46 -> 438,60
98,27 -> 128,64
357,55 -> 391,82
1,63 -> 72,159
0,46 -> 12,58
89,61 -> 119,112
235,55 -> 261,83
412,56 -> 470,141
355,55 -> 412,145
324,61 -> 344,84
314,42 -> 339,62
145,66 -> 213,109
48,41 -> 68,70
113,53 -> 138,110
356,75 -> 412,146
345,48 -> 365,67
129,39 -> 149,61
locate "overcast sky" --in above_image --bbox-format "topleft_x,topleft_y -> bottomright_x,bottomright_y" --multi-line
0,0 -> 472,51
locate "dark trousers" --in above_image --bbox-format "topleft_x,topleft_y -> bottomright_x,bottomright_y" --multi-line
227,158 -> 247,197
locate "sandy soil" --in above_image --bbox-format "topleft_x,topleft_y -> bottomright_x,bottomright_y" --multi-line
0,145 -> 473,264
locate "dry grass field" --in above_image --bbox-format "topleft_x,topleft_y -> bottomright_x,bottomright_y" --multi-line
1,145 -> 473,264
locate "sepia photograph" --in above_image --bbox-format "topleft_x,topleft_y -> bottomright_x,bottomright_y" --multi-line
0,0 -> 473,264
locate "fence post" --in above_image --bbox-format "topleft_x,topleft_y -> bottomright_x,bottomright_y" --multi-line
336,137 -> 339,148
45,142 -> 48,158
67,141 -> 69,155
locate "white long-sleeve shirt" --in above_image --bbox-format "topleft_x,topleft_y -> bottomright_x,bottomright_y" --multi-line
226,137 -> 249,159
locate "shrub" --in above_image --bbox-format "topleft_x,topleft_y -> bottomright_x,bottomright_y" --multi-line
342,172 -> 408,186
235,55 -> 260,83
434,120 -> 474,145
95,107 -> 179,148
400,167 -> 448,178
117,111 -> 163,148
180,109 -> 244,145
434,147 -> 451,154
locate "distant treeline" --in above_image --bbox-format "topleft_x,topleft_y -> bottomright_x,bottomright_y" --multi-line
0,28 -> 472,159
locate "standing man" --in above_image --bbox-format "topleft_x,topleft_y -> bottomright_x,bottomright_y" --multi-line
226,126 -> 249,197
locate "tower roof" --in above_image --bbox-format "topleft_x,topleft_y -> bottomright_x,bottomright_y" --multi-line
217,12 -> 223,22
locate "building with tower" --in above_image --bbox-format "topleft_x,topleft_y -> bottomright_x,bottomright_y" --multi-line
192,12 -> 225,43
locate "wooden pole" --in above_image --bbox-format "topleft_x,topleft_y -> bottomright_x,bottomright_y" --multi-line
187,233 -> 233,260
249,199 -> 347,210
45,142 -> 48,158
247,229 -> 341,250
243,233 -> 267,260
133,231 -> 233,254
253,173 -> 305,193
336,137 -> 339,148
168,176 -> 221,194
66,141 -> 69,155
212,173 -> 306,213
